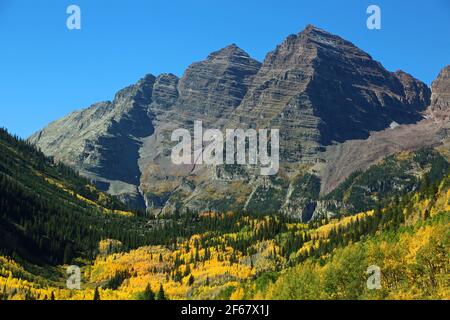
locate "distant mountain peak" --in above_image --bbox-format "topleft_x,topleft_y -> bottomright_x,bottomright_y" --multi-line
298,24 -> 364,52
430,65 -> 450,118
113,73 -> 156,104
265,24 -> 367,62
207,43 -> 253,61
302,23 -> 328,34
139,73 -> 157,83
434,65 -> 450,83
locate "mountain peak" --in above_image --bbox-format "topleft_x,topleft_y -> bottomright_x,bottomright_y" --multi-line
176,42 -> 261,117
430,65 -> 450,118
298,24 -> 358,49
302,24 -> 327,34
266,24 -> 365,61
113,74 -> 156,103
136,73 -> 157,87
435,65 -> 450,80
298,24 -> 335,39
224,43 -> 240,50
207,43 -> 252,61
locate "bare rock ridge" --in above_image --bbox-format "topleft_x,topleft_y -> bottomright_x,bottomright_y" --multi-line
29,25 -> 447,219
29,74 -> 157,207
430,65 -> 450,119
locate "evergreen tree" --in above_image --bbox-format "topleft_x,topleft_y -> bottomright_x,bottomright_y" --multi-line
63,243 -> 73,265
156,284 -> 166,300
188,275 -> 195,286
140,284 -> 155,300
183,264 -> 191,277
93,287 -> 100,301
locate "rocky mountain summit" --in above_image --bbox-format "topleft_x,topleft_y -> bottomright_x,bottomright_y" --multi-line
176,44 -> 261,119
429,65 -> 450,119
29,25 -> 448,220
232,25 -> 430,161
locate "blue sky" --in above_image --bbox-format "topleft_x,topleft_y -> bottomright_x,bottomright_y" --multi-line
0,0 -> 449,138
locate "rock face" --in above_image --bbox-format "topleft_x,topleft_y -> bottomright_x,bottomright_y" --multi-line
176,44 -> 261,119
316,65 -> 450,195
30,42 -> 262,211
394,70 -> 431,109
430,65 -> 450,119
233,25 -> 430,161
151,73 -> 179,109
30,25 -> 445,220
29,75 -> 157,207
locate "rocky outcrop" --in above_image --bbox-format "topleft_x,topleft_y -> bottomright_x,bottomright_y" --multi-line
429,65 -> 450,119
151,73 -> 179,109
394,70 -> 431,109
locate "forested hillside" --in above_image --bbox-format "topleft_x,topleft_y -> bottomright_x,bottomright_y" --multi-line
0,128 -> 448,300
0,128 -> 201,265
